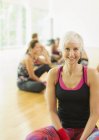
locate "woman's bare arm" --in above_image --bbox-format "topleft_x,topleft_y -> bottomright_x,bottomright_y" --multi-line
38,46 -> 51,65
45,68 -> 63,130
80,68 -> 99,140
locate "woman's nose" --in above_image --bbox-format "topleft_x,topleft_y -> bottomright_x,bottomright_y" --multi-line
69,49 -> 75,56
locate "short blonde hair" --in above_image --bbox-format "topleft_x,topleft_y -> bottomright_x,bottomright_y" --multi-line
62,31 -> 84,51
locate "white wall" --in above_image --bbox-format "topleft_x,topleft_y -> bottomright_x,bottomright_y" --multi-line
51,0 -> 99,48
6,0 -> 49,10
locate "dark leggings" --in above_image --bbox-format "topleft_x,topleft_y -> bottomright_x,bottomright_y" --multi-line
17,64 -> 51,93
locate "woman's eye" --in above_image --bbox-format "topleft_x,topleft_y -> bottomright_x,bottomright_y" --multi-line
74,48 -> 78,51
65,48 -> 70,51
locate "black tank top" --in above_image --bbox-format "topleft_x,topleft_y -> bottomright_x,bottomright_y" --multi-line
55,66 -> 90,128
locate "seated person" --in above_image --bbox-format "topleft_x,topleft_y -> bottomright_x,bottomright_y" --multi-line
49,39 -> 62,63
17,40 -> 51,93
31,33 -> 38,41
34,45 -> 52,66
26,31 -> 99,140
31,33 -> 51,66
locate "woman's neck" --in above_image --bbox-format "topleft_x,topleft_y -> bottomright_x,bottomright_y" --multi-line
63,63 -> 80,76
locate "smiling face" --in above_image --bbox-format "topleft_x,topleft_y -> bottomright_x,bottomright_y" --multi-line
32,42 -> 42,55
62,32 -> 83,65
63,42 -> 81,65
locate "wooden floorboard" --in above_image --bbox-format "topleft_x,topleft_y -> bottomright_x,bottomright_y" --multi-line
0,49 -> 51,140
0,48 -> 99,140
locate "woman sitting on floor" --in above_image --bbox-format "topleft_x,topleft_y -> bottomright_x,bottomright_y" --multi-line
49,39 -> 62,63
26,31 -> 99,140
17,40 -> 51,93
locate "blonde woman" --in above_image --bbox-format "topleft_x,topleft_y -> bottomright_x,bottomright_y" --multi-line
26,32 -> 99,139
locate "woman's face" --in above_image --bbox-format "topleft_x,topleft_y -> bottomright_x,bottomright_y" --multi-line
32,43 -> 42,55
63,42 -> 81,65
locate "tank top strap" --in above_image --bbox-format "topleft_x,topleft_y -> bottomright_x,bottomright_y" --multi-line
55,66 -> 63,84
83,66 -> 87,84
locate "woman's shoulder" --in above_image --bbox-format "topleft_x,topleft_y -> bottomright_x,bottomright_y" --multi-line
87,67 -> 99,84
48,66 -> 59,75
48,66 -> 61,83
20,54 -> 31,61
87,67 -> 98,75
19,54 -> 33,68
24,54 -> 33,63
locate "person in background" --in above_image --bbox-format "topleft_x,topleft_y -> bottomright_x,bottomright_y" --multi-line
32,33 -> 38,41
31,33 -> 51,66
55,37 -> 60,50
33,45 -> 52,66
26,31 -> 99,140
49,39 -> 62,63
17,40 -> 51,93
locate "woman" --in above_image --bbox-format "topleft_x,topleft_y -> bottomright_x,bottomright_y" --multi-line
31,33 -> 51,66
26,32 -> 99,139
49,39 -> 62,63
32,33 -> 38,41
17,40 -> 51,93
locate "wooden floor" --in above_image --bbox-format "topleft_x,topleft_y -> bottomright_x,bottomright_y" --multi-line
0,48 -> 99,140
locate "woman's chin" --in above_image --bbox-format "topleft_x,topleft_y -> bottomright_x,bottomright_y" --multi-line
68,60 -> 77,65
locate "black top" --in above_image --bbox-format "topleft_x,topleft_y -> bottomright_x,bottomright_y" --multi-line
55,66 -> 90,128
